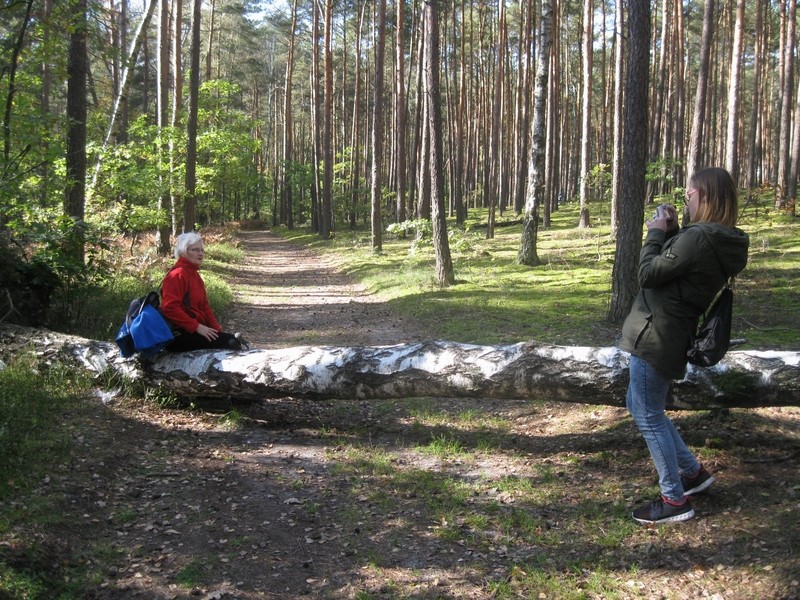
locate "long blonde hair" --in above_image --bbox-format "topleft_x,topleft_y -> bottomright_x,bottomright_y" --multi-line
690,167 -> 739,228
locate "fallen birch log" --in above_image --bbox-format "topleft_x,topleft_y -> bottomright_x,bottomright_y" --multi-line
1,324 -> 798,410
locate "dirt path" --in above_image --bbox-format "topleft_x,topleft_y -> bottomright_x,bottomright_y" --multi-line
224,230 -> 424,349
13,229 -> 798,600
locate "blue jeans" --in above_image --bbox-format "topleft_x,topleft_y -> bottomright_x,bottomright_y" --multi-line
626,355 -> 700,502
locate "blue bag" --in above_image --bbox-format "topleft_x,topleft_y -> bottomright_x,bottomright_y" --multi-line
116,291 -> 174,356
115,321 -> 136,357
130,304 -> 174,355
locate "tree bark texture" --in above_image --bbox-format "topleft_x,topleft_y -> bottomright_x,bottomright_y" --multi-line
184,0 -> 202,232
423,0 -> 455,286
370,0 -> 387,252
607,0 -> 650,323
2,325 -> 798,411
578,0 -> 592,229
686,0 -> 714,180
517,0 -> 552,267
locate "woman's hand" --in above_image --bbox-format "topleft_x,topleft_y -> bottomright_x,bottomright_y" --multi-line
646,203 -> 678,232
196,324 -> 219,341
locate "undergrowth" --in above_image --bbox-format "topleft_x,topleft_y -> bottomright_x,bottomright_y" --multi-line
275,199 -> 799,350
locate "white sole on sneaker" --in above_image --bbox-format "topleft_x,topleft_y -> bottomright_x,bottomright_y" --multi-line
684,475 -> 715,496
632,507 -> 695,525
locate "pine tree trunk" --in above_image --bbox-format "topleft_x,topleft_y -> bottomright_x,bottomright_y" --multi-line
65,0 -> 87,264
686,0 -> 714,180
776,0 -> 796,209
155,0 -> 172,251
394,0 -> 408,223
424,0 -> 454,286
607,0 -> 650,323
578,0 -> 592,229
321,0 -> 334,239
610,0 -> 624,237
370,0 -> 387,252
184,0 -> 201,232
170,0 -> 183,232
281,0 -> 299,229
725,0 -> 746,180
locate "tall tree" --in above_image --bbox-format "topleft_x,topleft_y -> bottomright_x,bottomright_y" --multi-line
3,0 -> 35,165
511,0 -> 532,216
725,0 -> 746,179
281,0 -> 300,229
777,0 -> 796,209
370,0 -> 387,252
65,0 -> 88,264
610,0 -> 624,237
310,0 -> 322,233
486,0 -> 507,239
647,0 -> 670,199
423,0 -> 454,286
89,0 -> 158,195
184,0 -> 201,232
394,0 -> 407,224
321,0 -> 334,239
205,0 -> 217,80
155,0 -> 171,253
518,0 -> 552,267
578,0 -> 592,228
349,1 -> 366,230
686,0 -> 714,180
608,0 -> 651,323
170,0 -> 184,231
745,0 -> 765,188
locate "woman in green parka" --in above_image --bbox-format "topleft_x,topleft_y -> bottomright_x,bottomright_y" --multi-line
620,167 -> 749,525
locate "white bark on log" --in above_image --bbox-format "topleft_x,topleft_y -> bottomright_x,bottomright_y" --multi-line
2,325 -> 798,410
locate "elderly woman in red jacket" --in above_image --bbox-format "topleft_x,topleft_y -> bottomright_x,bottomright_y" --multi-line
161,232 -> 246,351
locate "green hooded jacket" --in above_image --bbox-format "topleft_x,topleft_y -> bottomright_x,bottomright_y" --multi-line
619,221 -> 750,379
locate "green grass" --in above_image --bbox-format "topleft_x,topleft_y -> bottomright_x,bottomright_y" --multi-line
0,354 -> 96,598
0,356 -> 90,497
418,433 -> 468,458
176,560 -> 206,587
274,200 -> 799,350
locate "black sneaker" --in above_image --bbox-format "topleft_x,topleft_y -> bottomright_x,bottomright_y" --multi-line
682,467 -> 715,496
632,496 -> 694,524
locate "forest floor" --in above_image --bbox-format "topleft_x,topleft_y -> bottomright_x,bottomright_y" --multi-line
10,229 -> 799,599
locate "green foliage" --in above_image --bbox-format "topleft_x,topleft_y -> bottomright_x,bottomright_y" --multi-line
585,162 -> 612,202
76,274 -> 154,341
0,215 -> 114,330
386,218 -> 432,239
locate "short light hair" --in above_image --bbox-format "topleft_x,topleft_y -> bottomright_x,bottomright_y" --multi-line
174,232 -> 204,259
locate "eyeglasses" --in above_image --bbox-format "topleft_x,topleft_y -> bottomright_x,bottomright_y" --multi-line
683,188 -> 697,204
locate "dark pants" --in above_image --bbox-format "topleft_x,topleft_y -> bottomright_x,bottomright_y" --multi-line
166,331 -> 242,352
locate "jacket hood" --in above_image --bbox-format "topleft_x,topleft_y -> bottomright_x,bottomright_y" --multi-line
688,222 -> 749,277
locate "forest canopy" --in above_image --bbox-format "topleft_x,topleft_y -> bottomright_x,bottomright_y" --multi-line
0,0 -> 797,329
